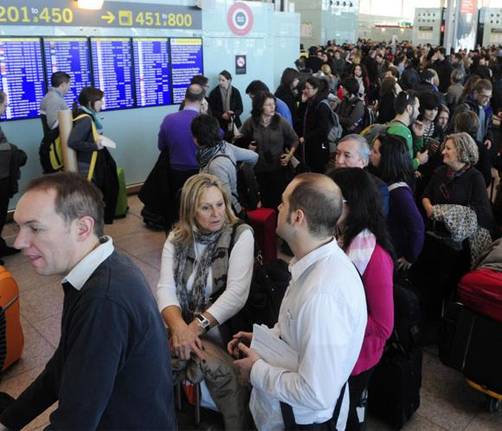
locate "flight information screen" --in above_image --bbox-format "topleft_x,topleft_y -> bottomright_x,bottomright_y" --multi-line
0,38 -> 45,121
133,38 -> 171,107
170,38 -> 203,104
43,38 -> 92,107
90,38 -> 135,110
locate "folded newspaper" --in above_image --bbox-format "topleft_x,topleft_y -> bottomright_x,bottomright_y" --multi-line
251,324 -> 298,371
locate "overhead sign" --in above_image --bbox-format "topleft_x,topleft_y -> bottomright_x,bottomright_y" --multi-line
227,2 -> 254,36
0,0 -> 202,30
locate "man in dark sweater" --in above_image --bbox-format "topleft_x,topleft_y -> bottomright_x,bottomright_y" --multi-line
0,173 -> 176,430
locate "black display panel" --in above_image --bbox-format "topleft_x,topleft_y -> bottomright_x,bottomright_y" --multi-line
133,38 -> 171,107
43,37 -> 92,107
90,38 -> 135,110
0,37 -> 45,121
170,38 -> 203,104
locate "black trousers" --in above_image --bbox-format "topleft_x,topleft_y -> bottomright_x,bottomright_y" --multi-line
256,168 -> 291,210
346,368 -> 373,431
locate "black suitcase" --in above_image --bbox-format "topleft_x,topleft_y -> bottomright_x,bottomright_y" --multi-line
368,345 -> 422,429
367,284 -> 423,429
440,302 -> 502,394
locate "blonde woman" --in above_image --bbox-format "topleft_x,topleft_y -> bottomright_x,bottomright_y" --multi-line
157,173 -> 254,429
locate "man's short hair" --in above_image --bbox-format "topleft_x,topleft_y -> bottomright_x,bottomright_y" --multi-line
245,80 -> 269,96
337,134 -> 370,164
451,69 -> 465,84
288,173 -> 342,238
394,90 -> 417,115
25,172 -> 105,237
191,114 -> 221,148
184,84 -> 204,103
474,79 -> 493,93
190,75 -> 209,86
51,72 -> 71,88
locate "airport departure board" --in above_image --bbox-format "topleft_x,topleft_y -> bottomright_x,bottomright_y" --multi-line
43,38 -> 92,107
133,38 -> 171,107
0,38 -> 45,120
90,38 -> 135,110
170,38 -> 203,104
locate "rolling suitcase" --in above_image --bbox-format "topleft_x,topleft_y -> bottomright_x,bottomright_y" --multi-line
440,302 -> 502,394
368,345 -> 422,429
115,167 -> 129,218
0,266 -> 24,372
458,268 -> 502,323
368,284 -> 422,429
247,208 -> 277,264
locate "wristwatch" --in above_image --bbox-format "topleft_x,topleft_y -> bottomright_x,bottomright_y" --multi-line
195,314 -> 211,333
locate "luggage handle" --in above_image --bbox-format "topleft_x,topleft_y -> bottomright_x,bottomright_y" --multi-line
0,295 -> 19,315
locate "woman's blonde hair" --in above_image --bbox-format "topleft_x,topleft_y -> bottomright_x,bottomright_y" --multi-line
170,173 -> 238,245
445,132 -> 479,165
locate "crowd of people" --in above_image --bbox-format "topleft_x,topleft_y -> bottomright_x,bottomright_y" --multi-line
1,39 -> 502,430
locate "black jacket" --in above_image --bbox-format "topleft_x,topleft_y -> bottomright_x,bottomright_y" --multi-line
0,126 -> 27,197
208,85 -> 243,129
433,58 -> 453,93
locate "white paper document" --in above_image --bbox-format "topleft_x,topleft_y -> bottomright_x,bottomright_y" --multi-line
251,324 -> 299,371
100,135 -> 117,149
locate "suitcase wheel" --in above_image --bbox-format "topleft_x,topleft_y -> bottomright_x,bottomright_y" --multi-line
487,397 -> 501,413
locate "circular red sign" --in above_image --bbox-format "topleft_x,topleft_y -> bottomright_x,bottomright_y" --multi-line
227,2 -> 254,36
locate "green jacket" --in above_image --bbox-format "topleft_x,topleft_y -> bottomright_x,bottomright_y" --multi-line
387,121 -> 424,170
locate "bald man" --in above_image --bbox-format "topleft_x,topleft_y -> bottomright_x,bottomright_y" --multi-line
231,174 -> 367,430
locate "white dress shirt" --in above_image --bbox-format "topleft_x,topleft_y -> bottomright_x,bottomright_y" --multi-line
249,239 -> 367,430
63,236 -> 114,290
156,229 -> 254,325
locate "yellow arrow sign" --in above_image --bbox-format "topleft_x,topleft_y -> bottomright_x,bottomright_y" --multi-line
101,11 -> 115,25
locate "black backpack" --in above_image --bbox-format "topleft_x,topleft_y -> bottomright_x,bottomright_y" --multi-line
208,154 -> 261,211
219,224 -> 291,334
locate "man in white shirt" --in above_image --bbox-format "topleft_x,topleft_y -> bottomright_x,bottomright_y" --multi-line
230,173 -> 367,430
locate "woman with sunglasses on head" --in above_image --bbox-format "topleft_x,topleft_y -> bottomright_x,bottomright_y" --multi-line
422,132 -> 494,230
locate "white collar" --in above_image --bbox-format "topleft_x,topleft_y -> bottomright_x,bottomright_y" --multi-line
289,238 -> 337,282
62,236 -> 114,291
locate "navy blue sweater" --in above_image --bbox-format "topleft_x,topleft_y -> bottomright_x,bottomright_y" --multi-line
0,252 -> 176,430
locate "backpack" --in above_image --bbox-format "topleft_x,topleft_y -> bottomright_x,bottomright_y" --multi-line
39,113 -> 99,176
320,100 -> 343,153
222,224 -> 291,334
39,114 -> 63,173
359,105 -> 376,132
207,154 -> 261,211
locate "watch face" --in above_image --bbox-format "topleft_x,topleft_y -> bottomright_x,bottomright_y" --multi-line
197,315 -> 210,328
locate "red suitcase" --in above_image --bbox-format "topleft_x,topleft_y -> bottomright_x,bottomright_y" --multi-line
247,208 -> 277,264
458,268 -> 502,323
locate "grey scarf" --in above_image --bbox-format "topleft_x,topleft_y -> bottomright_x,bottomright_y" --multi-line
173,223 -> 236,322
219,85 -> 233,123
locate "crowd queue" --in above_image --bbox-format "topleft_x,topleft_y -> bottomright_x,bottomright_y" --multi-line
1,38 -> 502,430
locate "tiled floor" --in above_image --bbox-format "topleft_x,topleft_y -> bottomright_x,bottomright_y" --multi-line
1,195 -> 501,430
